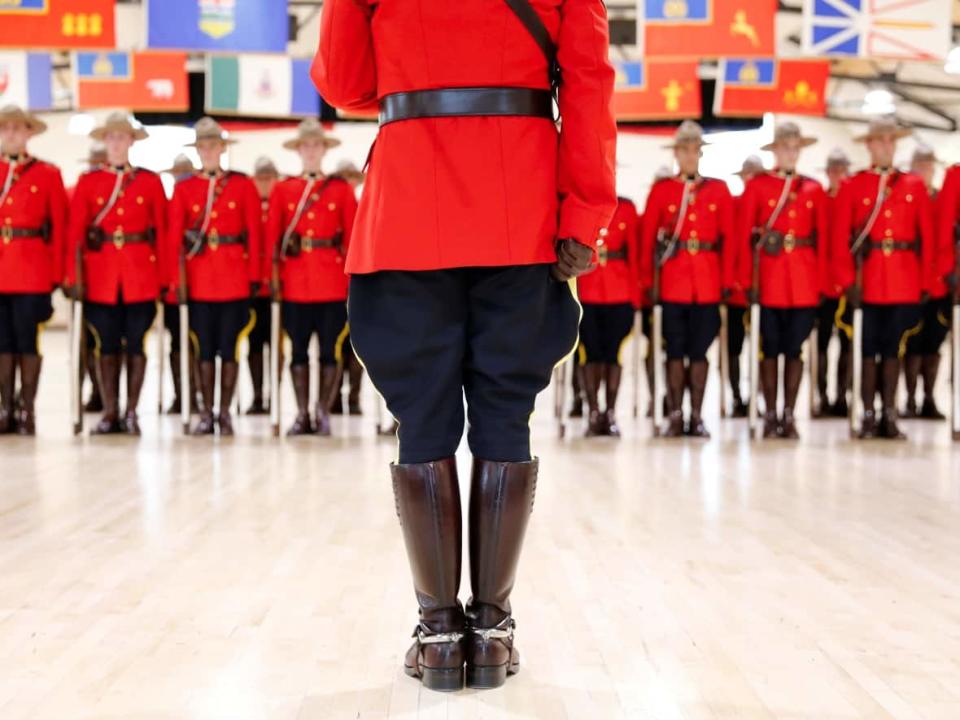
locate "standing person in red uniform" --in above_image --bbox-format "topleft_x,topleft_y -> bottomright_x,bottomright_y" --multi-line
66,112 -> 168,436
314,0 -> 616,692
576,196 -> 640,437
817,148 -> 852,418
265,120 -> 355,437
739,123 -> 828,439
936,154 -> 960,417
246,156 -> 280,416
0,106 -> 67,435
726,154 -> 764,418
160,153 -> 198,416
832,116 -> 934,440
902,144 -> 948,419
640,121 -> 735,439
168,118 -> 262,437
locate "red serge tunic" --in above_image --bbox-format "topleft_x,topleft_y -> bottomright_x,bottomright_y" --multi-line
639,176 -> 735,305
737,171 -> 829,309
577,197 -> 640,307
933,168 -> 960,301
311,0 -> 618,273
264,175 -> 357,303
0,155 -> 68,293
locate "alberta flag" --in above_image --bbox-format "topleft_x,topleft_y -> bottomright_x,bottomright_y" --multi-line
0,52 -> 53,111
206,55 -> 322,118
801,0 -> 951,61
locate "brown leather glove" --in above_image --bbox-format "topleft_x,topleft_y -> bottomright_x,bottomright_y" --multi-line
550,238 -> 594,282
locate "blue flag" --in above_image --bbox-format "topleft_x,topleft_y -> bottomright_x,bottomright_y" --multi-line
147,0 -> 288,53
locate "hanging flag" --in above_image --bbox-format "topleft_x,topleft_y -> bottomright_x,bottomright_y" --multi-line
0,0 -> 115,49
147,0 -> 288,53
801,0 -> 951,61
206,55 -> 322,118
613,60 -> 701,120
75,51 -> 189,111
637,0 -> 776,58
0,52 -> 53,110
714,58 -> 831,117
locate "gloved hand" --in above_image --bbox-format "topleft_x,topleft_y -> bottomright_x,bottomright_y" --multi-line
845,285 -> 862,307
62,284 -> 80,301
550,238 -> 593,282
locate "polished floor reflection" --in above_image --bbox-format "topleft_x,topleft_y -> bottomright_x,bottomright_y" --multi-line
1,331 -> 959,719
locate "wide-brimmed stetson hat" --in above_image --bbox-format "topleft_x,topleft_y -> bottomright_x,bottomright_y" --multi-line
735,154 -> 764,177
662,120 -> 709,149
283,118 -> 341,151
761,122 -> 817,151
823,147 -> 851,170
253,156 -> 279,177
163,153 -> 196,175
334,159 -> 365,182
854,115 -> 912,143
0,105 -> 48,135
89,111 -> 148,142
911,142 -> 941,165
188,117 -> 236,147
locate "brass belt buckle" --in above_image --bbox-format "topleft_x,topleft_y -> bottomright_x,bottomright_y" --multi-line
303,237 -> 314,254
112,228 -> 125,250
784,233 -> 796,253
1,224 -> 12,245
208,228 -> 219,252
596,240 -> 607,266
687,238 -> 700,255
881,237 -> 894,257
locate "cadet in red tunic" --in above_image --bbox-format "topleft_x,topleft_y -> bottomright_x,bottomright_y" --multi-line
0,106 -> 67,436
831,117 -> 935,440
315,0 -> 616,692
902,144 -> 948,420
640,121 -> 735,439
738,123 -> 828,440
576,196 -> 640,437
168,118 -> 263,437
66,112 -> 169,436
265,120 -> 355,437
816,148 -> 852,418
160,153 -> 199,416
726,154 -> 764,418
246,156 -> 280,416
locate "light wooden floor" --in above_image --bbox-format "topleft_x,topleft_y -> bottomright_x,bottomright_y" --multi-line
1,330 -> 959,719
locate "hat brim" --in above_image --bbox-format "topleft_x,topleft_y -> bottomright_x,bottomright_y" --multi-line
186,137 -> 238,148
90,125 -> 149,142
163,166 -> 196,175
734,168 -> 762,177
662,139 -> 709,150
283,136 -> 342,151
0,111 -> 47,136
853,128 -> 912,143
760,136 -> 818,152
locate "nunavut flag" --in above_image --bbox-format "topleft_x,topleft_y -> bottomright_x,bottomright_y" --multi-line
0,0 -> 115,49
75,51 -> 189,111
714,59 -> 831,117
613,60 -> 701,120
637,0 -> 776,58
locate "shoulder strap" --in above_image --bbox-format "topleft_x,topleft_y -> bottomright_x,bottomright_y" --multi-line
0,158 -> 38,206
851,172 -> 897,254
503,0 -> 560,89
281,177 -> 336,255
92,168 -> 139,229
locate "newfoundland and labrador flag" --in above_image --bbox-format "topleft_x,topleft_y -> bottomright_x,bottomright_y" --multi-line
206,55 -> 322,118
801,0 -> 951,61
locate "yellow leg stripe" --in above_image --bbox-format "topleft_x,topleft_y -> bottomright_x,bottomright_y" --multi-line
234,308 -> 257,363
835,296 -> 853,340
333,320 -> 350,366
616,328 -> 633,366
898,318 -> 924,360
85,321 -> 103,360
555,279 -> 583,371
189,330 -> 200,358
937,310 -> 950,328
577,342 -> 587,367
35,321 -> 47,357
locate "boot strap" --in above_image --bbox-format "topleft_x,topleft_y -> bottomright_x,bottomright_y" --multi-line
414,624 -> 464,645
469,617 -> 515,642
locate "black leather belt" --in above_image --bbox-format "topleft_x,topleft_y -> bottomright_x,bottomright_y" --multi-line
604,249 -> 628,261
301,238 -> 341,250
379,87 -> 554,126
0,225 -> 46,242
869,239 -> 918,254
678,240 -> 718,253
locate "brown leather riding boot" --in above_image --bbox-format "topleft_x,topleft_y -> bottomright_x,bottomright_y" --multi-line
920,353 -> 945,420
603,363 -> 623,437
781,358 -> 803,440
833,347 -> 851,417
0,353 -> 15,434
582,362 -> 604,436
859,358 -> 879,439
880,358 -> 906,440
347,353 -> 364,415
730,356 -> 747,418
83,348 -> 103,412
687,360 -> 710,438
315,364 -> 341,436
92,354 -> 122,435
167,351 -> 182,415
286,364 -> 313,436
902,354 -> 921,418
192,361 -> 216,435
570,363 -> 584,418
760,357 -> 779,438
661,359 -> 685,437
814,351 -> 828,418
122,355 -> 147,435
245,352 -> 267,415
16,355 -> 41,436
466,459 -> 537,690
392,459 -> 466,693
218,360 -> 239,436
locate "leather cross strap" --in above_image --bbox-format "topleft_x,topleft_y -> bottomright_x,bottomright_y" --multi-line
851,171 -> 900,255
0,157 -> 37,207
379,87 -> 554,126
503,0 -> 560,90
